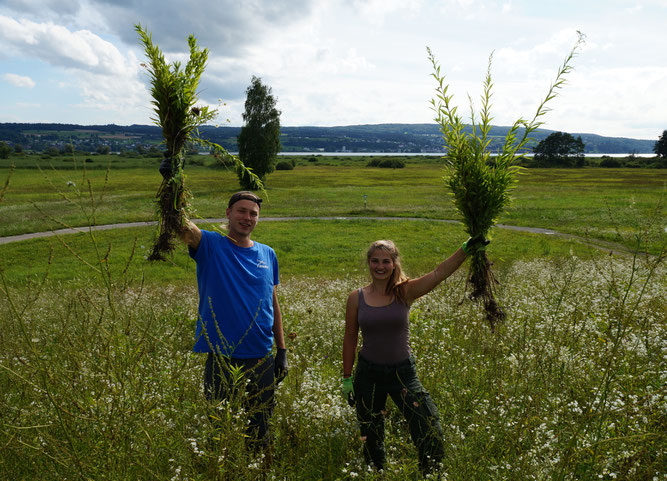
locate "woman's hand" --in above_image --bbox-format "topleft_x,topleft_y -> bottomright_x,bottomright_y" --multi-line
462,234 -> 490,255
341,376 -> 355,406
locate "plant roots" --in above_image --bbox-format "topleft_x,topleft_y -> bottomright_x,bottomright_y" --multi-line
147,176 -> 187,261
467,251 -> 506,332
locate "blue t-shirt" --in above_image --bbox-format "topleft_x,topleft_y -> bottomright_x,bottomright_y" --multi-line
189,230 -> 279,357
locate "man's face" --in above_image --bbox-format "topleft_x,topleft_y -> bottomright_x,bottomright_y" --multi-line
226,199 -> 260,238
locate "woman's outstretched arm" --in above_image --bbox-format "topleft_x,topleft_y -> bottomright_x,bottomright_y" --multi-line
342,290 -> 360,377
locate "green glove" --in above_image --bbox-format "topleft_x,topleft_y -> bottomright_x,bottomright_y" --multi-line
341,376 -> 355,407
462,234 -> 490,255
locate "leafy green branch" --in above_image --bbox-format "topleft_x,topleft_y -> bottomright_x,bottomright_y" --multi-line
135,24 -> 262,261
428,31 -> 585,331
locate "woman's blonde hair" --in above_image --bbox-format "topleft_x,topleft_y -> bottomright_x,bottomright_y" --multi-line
366,240 -> 409,304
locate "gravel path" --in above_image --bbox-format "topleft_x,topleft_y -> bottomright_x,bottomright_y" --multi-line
0,216 -> 629,253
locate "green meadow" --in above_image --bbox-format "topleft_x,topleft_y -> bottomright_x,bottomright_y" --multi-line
0,157 -> 664,251
0,160 -> 665,480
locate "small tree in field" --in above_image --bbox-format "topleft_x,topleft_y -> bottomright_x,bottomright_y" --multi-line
0,142 -> 12,159
237,76 -> 281,189
654,130 -> 667,158
533,131 -> 585,166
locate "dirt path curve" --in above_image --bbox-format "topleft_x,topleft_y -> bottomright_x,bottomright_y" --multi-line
0,216 -> 629,253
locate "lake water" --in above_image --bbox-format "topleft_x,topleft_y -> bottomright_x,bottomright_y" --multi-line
274,152 -> 656,158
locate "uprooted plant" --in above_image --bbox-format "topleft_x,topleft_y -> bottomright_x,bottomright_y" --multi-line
428,32 -> 585,331
136,24 -> 261,261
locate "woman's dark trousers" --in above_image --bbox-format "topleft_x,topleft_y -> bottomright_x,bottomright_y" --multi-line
353,354 -> 444,474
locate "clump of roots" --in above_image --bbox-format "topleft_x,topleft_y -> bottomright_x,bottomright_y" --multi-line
467,251 -> 506,332
147,171 -> 189,261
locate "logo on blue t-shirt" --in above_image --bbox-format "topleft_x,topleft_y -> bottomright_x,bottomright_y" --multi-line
256,259 -> 269,269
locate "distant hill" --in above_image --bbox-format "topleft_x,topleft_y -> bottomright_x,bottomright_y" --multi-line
0,122 -> 656,154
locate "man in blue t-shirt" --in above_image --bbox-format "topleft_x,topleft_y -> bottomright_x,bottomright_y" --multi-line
179,191 -> 287,448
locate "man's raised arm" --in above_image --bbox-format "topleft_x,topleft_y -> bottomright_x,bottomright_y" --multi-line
179,219 -> 202,251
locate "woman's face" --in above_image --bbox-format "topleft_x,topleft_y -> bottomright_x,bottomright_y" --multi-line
368,249 -> 395,281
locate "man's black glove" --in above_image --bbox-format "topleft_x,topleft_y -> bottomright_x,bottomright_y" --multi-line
159,155 -> 172,178
462,234 -> 490,255
274,348 -> 288,384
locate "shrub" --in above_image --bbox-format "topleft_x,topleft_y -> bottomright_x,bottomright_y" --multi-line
366,158 -> 405,168
275,160 -> 294,170
600,157 -> 622,167
379,158 -> 405,168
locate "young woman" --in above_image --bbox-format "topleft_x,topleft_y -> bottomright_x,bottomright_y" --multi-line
342,236 -> 486,474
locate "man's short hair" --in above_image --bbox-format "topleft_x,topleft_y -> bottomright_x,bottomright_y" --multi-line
228,191 -> 262,210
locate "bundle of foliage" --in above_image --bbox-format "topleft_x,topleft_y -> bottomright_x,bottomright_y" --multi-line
136,24 -> 260,260
237,76 -> 282,189
533,131 -> 585,166
428,33 -> 584,331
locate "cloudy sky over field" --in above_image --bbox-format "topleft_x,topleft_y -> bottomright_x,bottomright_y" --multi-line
0,0 -> 665,139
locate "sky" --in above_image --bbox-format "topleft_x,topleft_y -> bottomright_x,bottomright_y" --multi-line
0,0 -> 665,140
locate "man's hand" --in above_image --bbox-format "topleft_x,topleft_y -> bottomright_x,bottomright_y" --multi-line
462,234 -> 490,255
341,376 -> 355,407
274,348 -> 288,384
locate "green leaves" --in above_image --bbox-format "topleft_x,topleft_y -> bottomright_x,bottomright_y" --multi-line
136,25 -> 262,260
428,33 -> 585,330
136,24 -> 215,159
428,33 -> 585,237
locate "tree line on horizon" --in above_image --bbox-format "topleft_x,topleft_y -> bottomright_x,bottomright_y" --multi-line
0,122 -> 660,157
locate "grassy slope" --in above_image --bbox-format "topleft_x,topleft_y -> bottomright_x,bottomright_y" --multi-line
0,161 -> 664,247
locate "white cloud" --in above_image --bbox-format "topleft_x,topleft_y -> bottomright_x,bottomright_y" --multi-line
0,14 -> 150,124
2,73 -> 35,88
0,16 -> 130,75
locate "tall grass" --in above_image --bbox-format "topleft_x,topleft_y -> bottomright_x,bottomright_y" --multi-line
1,256 -> 664,479
1,228 -> 665,479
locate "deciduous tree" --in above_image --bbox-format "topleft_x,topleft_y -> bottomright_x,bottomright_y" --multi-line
533,131 -> 585,166
237,76 -> 281,189
0,142 -> 11,159
653,130 -> 667,158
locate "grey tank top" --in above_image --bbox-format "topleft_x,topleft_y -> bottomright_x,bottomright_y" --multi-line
357,288 -> 411,365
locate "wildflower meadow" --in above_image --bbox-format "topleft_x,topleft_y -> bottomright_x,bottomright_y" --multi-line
1,239 -> 664,480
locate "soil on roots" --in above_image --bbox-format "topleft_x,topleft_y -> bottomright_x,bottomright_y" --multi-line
467,251 -> 505,332
147,179 -> 186,261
